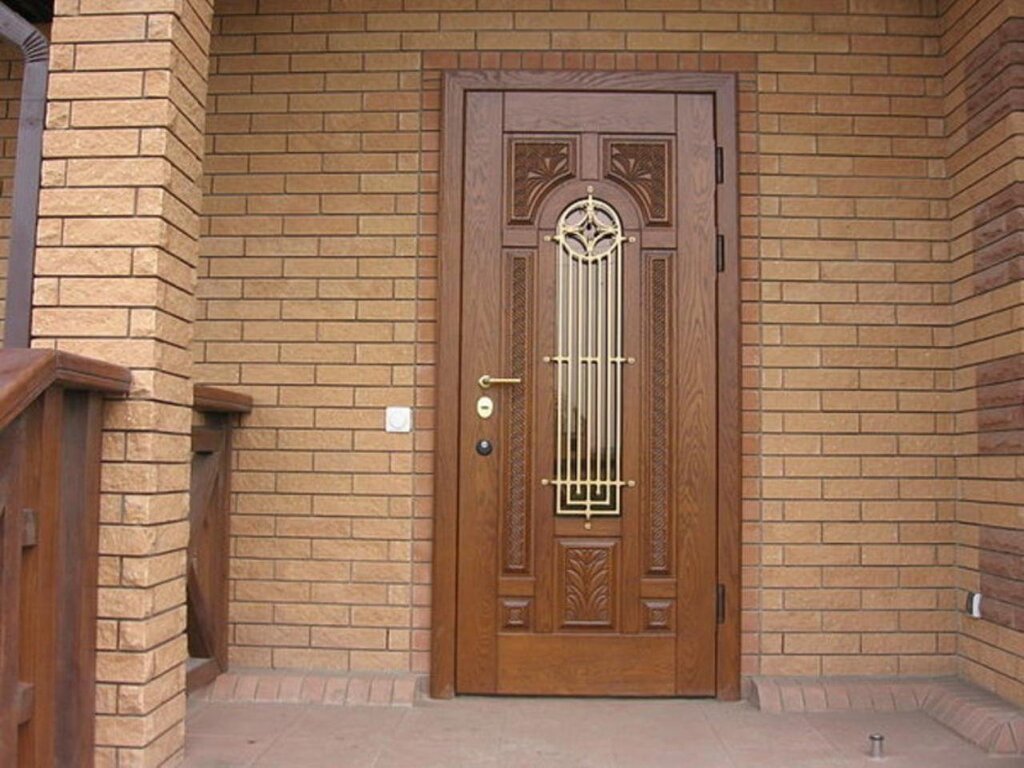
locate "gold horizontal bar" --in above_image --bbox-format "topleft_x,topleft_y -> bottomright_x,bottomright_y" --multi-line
543,356 -> 635,364
555,508 -> 621,520
541,478 -> 636,488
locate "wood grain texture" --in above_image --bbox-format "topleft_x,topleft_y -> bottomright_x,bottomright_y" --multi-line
674,93 -> 718,696
0,412 -> 27,766
21,390 -> 57,768
497,635 -> 675,695
454,90 -> 504,694
0,349 -> 122,766
508,139 -> 577,224
193,384 -> 254,414
502,253 -> 532,574
430,70 -> 469,700
187,387 -> 249,689
605,139 -> 673,225
506,92 -> 676,133
51,392 -> 102,767
643,600 -> 673,631
558,540 -> 617,629
432,70 -> 741,701
713,74 -> 742,702
0,349 -> 130,432
443,69 -> 743,95
643,253 -> 671,577
501,598 -> 531,631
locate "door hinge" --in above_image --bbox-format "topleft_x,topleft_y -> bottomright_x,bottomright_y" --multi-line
715,146 -> 724,184
716,584 -> 726,624
716,234 -> 725,273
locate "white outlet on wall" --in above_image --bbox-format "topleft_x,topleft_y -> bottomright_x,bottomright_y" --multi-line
385,406 -> 412,433
967,592 -> 983,619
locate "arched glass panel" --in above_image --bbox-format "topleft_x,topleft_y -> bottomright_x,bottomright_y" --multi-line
544,190 -> 632,520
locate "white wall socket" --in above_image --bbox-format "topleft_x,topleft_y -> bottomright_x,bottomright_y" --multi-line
966,591 -> 983,619
385,406 -> 412,433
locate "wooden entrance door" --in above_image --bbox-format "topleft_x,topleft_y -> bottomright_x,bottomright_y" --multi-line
452,81 -> 723,697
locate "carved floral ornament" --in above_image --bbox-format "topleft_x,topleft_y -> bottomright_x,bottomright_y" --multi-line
508,138 -> 577,224
604,139 -> 672,225
506,136 -> 672,226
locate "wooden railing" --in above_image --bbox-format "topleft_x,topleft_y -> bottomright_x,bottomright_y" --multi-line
186,385 -> 252,692
0,349 -> 130,767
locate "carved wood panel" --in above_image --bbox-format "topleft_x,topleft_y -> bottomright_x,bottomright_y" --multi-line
503,253 -> 532,573
455,87 -> 724,696
507,138 -> 577,224
502,598 -> 532,631
603,138 -> 672,225
644,254 -> 671,575
643,600 -> 673,631
558,540 -> 617,630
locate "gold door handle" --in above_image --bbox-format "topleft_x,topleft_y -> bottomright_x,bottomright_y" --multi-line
478,375 -> 522,389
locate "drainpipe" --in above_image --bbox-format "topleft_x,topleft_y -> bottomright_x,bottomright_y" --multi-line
0,2 -> 48,349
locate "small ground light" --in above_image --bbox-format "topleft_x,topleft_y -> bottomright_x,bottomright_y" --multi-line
869,733 -> 885,760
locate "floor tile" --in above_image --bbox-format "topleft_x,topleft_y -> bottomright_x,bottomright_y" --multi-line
253,737 -> 382,768
184,735 -> 270,768
807,710 -> 977,755
182,695 -> 1017,768
186,703 -> 305,740
288,704 -> 407,739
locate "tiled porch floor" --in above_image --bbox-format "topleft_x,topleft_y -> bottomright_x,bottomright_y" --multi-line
184,695 -> 1024,767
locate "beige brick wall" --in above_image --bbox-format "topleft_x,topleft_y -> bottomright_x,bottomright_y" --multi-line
942,0 -> 1024,708
34,1 -> 214,765
196,0 -> 961,685
748,4 -> 955,678
16,1 -> 1019,765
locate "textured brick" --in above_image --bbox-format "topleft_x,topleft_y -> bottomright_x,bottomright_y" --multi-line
31,2 -> 215,766
9,9 -> 1015,767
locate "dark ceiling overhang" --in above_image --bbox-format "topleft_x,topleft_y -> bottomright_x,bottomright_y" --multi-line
3,1 -> 53,24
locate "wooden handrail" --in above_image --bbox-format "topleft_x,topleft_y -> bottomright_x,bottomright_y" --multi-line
194,384 -> 253,414
0,349 -> 130,767
0,349 -> 131,431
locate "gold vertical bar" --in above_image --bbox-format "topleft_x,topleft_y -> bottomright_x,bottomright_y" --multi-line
561,225 -> 569,512
574,205 -> 584,506
586,253 -> 594,513
586,213 -> 592,512
602,222 -> 610,514
597,222 -> 605,507
610,231 -> 618,518
556,225 -> 566,514
615,233 -> 623,514
565,222 -> 573,510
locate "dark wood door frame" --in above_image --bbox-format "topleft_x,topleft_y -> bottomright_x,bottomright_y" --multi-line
431,70 -> 740,700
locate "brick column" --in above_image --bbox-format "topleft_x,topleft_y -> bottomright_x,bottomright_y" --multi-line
33,1 -> 213,764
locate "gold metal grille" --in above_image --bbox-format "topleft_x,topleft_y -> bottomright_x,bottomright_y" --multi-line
542,189 -> 634,519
